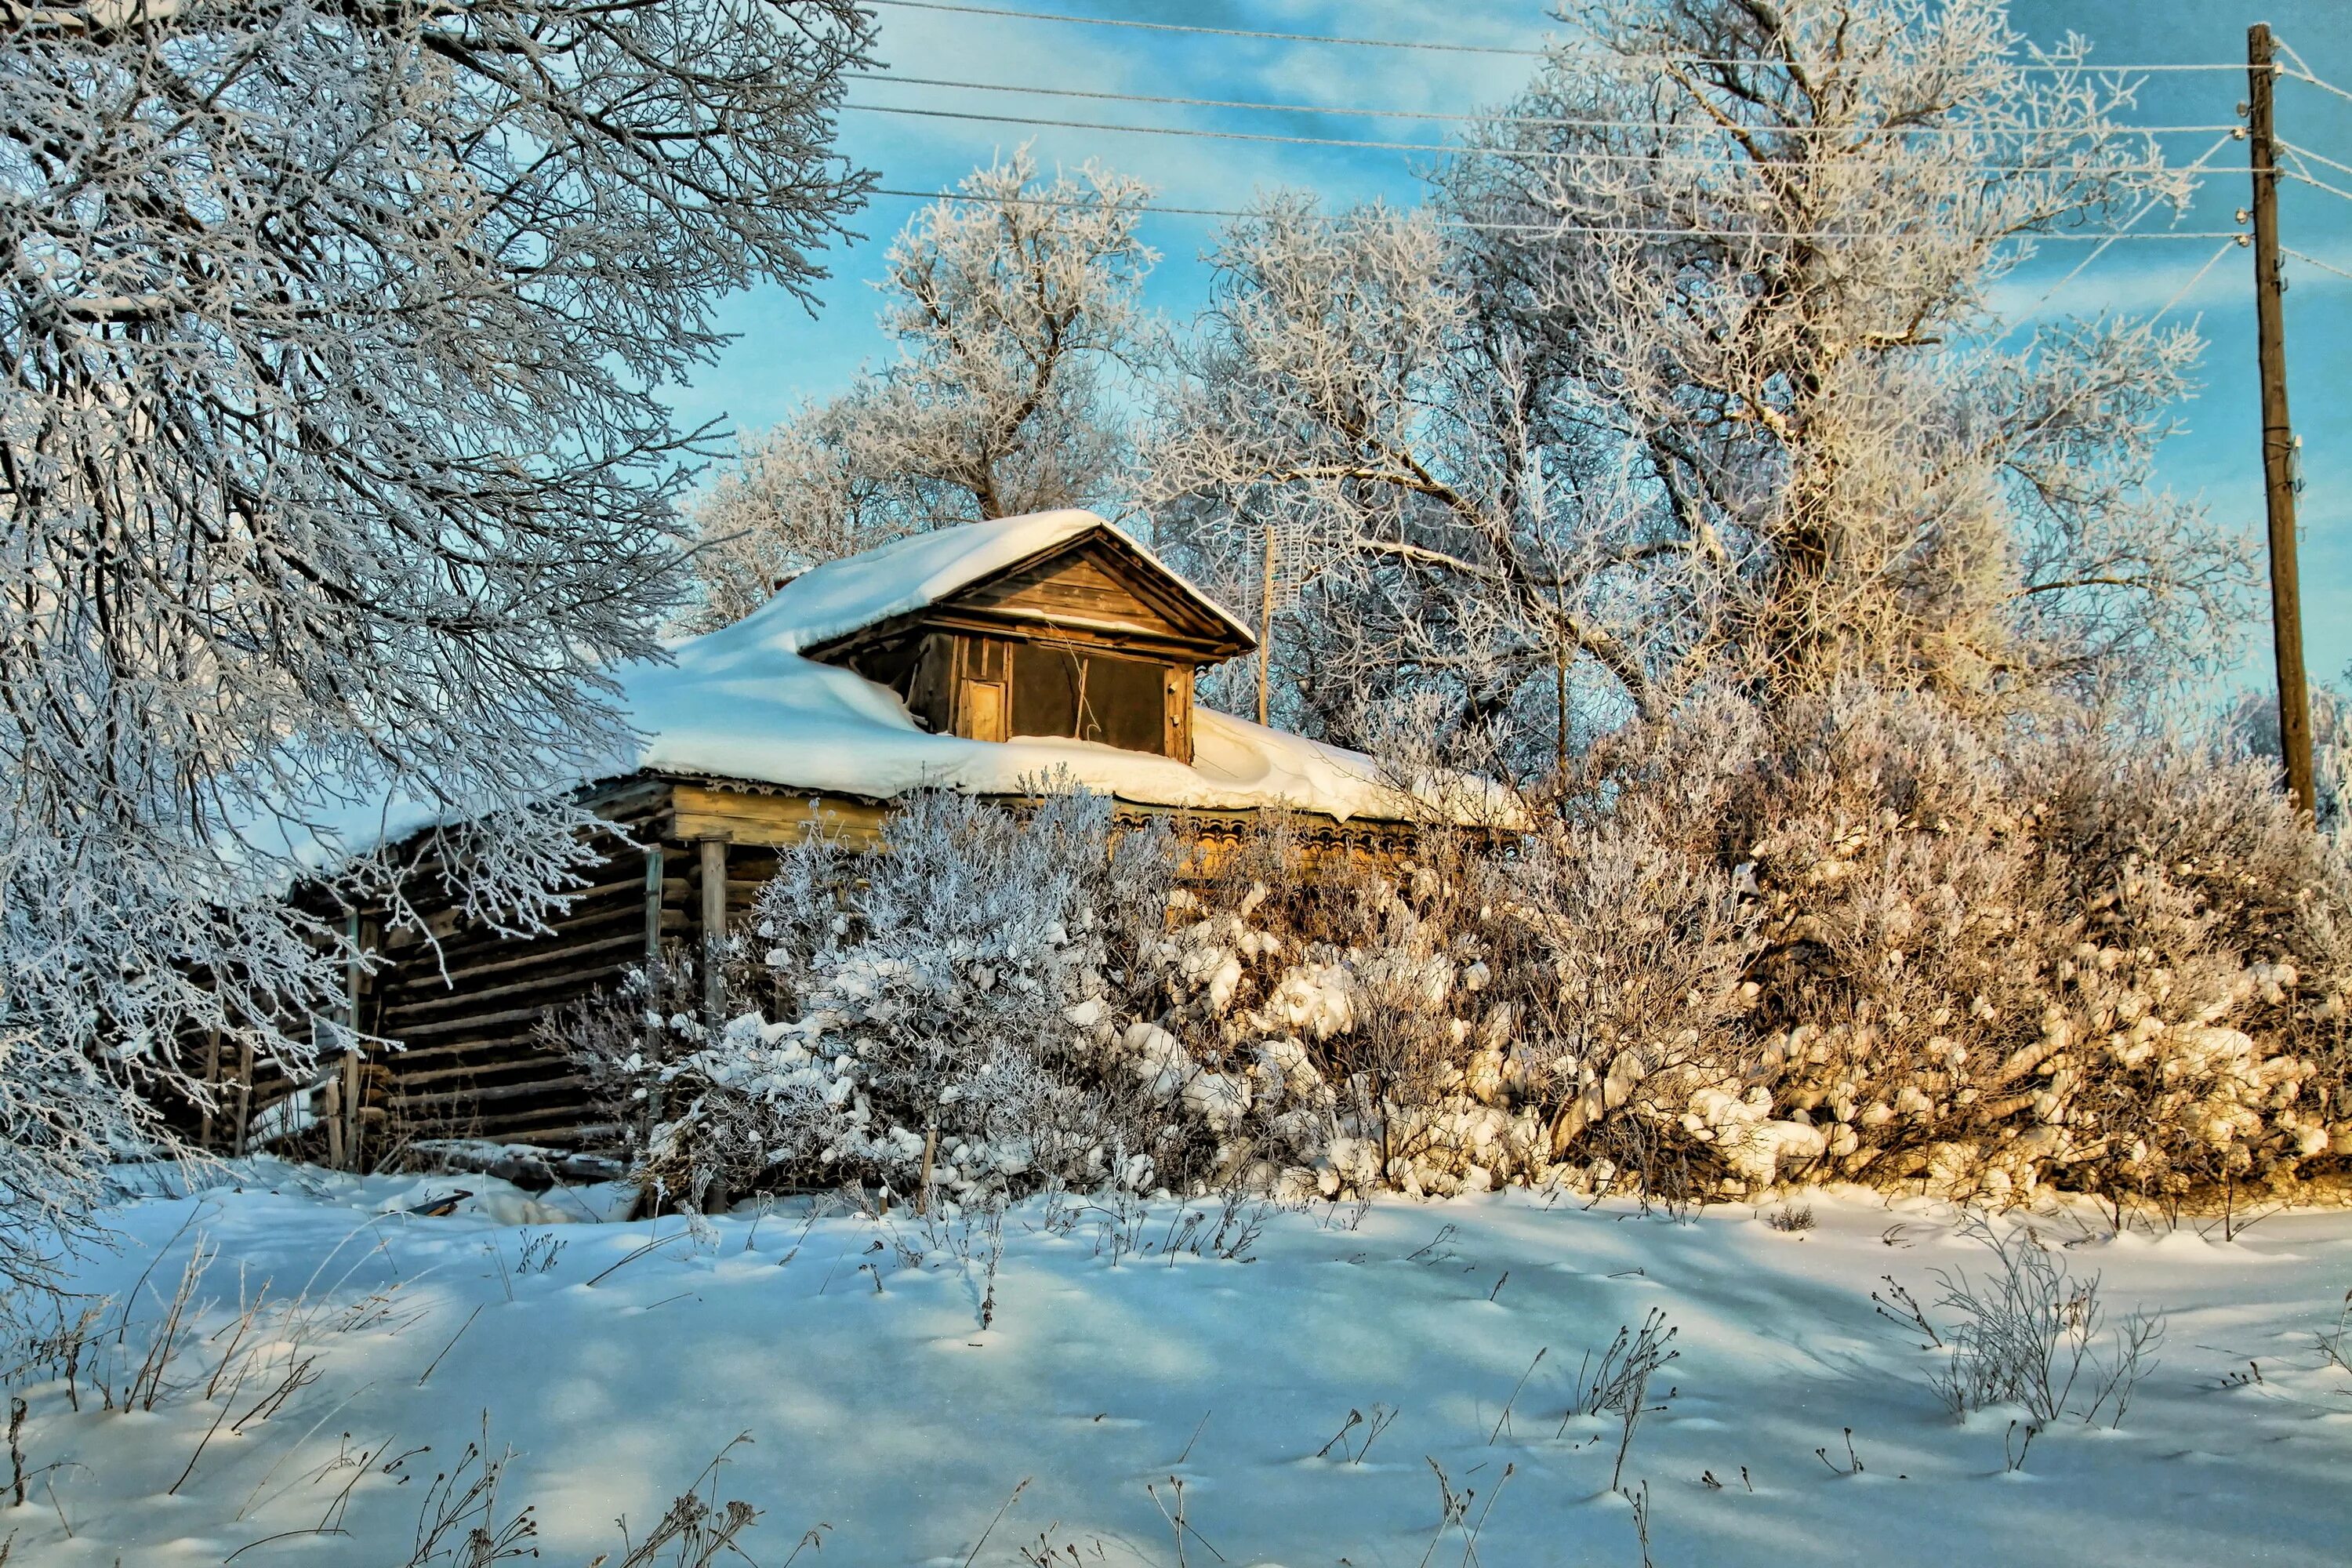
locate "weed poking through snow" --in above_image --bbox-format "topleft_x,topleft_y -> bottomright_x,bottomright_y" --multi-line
1552,1310 -> 1681,1494
1312,1403 -> 1399,1464
1880,1216 -> 2163,1428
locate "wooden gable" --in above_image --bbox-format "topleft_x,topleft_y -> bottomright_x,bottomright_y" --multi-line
939,535 -> 1244,656
800,524 -> 1250,767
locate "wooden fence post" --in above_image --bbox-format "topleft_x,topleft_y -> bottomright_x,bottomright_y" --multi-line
643,842 -> 666,965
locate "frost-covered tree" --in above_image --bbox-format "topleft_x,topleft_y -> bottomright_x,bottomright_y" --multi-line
688,150 -> 1158,627
1443,0 -> 2248,709
1,0 -> 872,1294
1154,0 -> 2248,753
1148,198 -> 1651,760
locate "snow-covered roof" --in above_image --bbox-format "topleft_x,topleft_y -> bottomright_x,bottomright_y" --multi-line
624,514 -> 1408,821
765,508 -> 1257,654
296,513 -> 1492,867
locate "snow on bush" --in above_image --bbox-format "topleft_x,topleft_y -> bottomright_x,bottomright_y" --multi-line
564,688 -> 2350,1213
568,784 -> 1181,1208
1530,683 -> 2352,1209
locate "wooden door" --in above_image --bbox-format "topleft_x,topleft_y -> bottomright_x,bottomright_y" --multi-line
960,678 -> 1008,742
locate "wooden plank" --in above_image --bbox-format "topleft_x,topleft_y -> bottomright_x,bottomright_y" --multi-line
380,1054 -> 573,1093
669,785 -> 893,848
233,1036 -> 256,1158
394,898 -> 661,972
199,1031 -> 221,1152
372,1030 -> 554,1067
911,607 -> 1223,663
1167,664 -> 1194,765
699,836 -> 728,1017
343,1051 -> 364,1171
383,956 -> 636,1022
644,844 -> 666,964
388,1074 -> 592,1110
459,1112 -> 626,1147
385,932 -> 648,1006
389,1004 -> 568,1040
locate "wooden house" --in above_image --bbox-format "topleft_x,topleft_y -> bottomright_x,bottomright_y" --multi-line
220,510 -> 1454,1166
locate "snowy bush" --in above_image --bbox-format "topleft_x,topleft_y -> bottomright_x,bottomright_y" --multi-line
1536,683 -> 2352,1209
568,785 -> 1181,1208
1878,1217 -> 2163,1428
564,685 -> 2350,1215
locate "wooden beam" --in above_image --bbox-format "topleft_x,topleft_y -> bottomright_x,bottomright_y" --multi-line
643,842 -> 666,964
343,1050 -> 365,1173
232,1036 -> 255,1158
699,834 -> 729,1019
198,1030 -> 221,1152
670,784 -> 892,848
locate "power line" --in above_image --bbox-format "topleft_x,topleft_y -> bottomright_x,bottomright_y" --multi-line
865,0 -> 1547,56
870,183 -> 2245,242
2153,238 -> 2240,322
2274,38 -> 2352,106
2283,246 -> 2352,284
848,100 -> 2210,172
849,72 -> 2238,140
865,0 -> 2249,72
851,100 -> 1472,155
2282,167 -> 2352,205
2025,131 -> 2240,311
2278,140 -> 2352,180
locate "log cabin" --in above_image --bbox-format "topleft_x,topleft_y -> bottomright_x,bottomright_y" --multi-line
225,510 -> 1478,1166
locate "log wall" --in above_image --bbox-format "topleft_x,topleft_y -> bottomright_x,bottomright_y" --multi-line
261,773 -> 1439,1162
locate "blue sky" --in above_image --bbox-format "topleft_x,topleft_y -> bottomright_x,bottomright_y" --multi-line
664,1 -> 2352,699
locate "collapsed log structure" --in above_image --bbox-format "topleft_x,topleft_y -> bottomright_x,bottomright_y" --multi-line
216,511 -> 1473,1163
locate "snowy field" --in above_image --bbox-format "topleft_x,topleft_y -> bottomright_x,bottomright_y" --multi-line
13,1168 -> 2352,1566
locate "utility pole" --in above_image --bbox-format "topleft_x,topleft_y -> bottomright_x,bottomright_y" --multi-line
2248,22 -> 2316,817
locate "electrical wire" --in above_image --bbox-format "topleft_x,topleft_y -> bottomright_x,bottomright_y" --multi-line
2152,238 -> 2240,323
850,100 -> 1474,155
864,1 -> 2249,73
2274,38 -> 2352,106
2282,246 -> 2352,284
2278,140 -> 2352,180
869,183 -> 2246,242
848,72 -> 2239,140
2025,132 -> 2238,309
2281,167 -> 2352,205
850,100 -> 2209,172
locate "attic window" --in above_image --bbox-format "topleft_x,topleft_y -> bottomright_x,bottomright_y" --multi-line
1011,647 -> 1168,755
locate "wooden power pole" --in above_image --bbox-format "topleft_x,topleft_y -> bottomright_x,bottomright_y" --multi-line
2248,22 -> 2317,817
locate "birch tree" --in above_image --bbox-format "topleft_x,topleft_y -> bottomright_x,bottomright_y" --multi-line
1,0 -> 871,1294
689,150 -> 1156,627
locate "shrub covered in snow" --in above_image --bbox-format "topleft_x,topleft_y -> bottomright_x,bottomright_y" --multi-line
1517,684 -> 2352,1208
565,785 -> 1183,1208
564,688 -> 2350,1214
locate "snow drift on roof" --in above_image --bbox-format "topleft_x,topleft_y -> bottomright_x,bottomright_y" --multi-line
287,512 -> 1498,867
756,508 -> 1256,653
626,594 -> 1408,821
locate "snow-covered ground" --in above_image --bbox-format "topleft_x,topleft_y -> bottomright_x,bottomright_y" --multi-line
14,1169 -> 2352,1566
